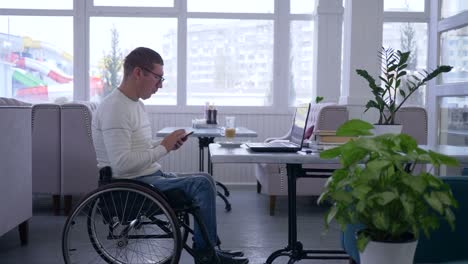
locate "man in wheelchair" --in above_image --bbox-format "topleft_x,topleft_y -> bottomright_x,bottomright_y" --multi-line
91,47 -> 249,264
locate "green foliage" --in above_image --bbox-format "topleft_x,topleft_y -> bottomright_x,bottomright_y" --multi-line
102,26 -> 123,96
318,119 -> 459,251
315,96 -> 324,104
357,47 -> 452,125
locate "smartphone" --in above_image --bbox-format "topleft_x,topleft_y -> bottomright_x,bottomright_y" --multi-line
182,130 -> 194,140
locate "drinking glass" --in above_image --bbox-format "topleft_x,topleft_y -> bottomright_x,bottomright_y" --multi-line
224,116 -> 236,141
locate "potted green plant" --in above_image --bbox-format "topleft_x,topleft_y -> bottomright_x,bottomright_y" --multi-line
357,47 -> 452,129
318,119 -> 459,264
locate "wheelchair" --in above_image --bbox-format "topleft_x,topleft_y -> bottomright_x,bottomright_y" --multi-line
62,167 -> 216,264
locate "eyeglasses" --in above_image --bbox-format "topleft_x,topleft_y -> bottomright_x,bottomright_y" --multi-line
141,67 -> 165,83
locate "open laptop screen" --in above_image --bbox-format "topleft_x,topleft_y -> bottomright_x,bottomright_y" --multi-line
290,103 -> 310,146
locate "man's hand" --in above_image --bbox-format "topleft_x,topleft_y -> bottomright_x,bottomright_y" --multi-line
160,129 -> 187,152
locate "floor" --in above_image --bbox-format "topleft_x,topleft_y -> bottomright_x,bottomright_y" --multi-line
0,186 -> 349,264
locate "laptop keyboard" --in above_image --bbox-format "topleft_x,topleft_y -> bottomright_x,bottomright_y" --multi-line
266,142 -> 294,147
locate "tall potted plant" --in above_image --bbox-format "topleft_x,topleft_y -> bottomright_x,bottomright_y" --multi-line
318,119 -> 459,264
357,47 -> 452,130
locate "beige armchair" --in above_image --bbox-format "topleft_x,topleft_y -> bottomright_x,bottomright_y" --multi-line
0,104 -> 32,245
60,102 -> 99,215
394,106 -> 428,144
255,103 -> 349,215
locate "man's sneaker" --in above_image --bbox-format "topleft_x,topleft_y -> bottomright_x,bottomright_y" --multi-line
217,253 -> 249,264
217,248 -> 244,257
195,249 -> 249,264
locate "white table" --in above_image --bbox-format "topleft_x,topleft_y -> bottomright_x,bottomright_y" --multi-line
156,126 -> 257,211
156,126 -> 257,172
420,145 -> 468,163
209,143 -> 468,264
209,143 -> 346,263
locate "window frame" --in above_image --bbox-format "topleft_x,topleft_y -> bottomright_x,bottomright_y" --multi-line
427,1 -> 468,145
0,0 -> 316,114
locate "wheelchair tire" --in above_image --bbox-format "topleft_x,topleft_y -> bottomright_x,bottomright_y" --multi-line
62,182 -> 182,264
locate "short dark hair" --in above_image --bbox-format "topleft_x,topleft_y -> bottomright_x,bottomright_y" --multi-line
123,47 -> 164,78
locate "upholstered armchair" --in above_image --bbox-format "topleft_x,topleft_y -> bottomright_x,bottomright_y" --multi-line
60,102 -> 99,215
255,103 -> 349,215
31,104 -> 62,214
0,103 -> 32,245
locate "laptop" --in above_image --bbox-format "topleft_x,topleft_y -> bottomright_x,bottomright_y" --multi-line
246,103 -> 311,152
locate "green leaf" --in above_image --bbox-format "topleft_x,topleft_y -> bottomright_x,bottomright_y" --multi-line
428,151 -> 459,167
399,89 -> 406,98
326,205 -> 338,225
402,174 -> 426,194
372,211 -> 389,230
376,191 -> 397,206
435,191 -> 452,206
401,195 -> 414,216
320,146 -> 342,159
357,235 -> 370,252
424,193 -> 443,214
444,208 -> 456,230
336,119 -> 374,136
315,96 -> 324,104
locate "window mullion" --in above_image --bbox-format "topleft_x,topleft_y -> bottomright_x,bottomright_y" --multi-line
273,0 -> 290,109
178,0 -> 187,106
74,0 -> 89,101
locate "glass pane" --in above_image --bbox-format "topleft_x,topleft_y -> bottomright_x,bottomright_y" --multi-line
440,25 -> 468,84
439,96 -> 468,146
290,21 -> 314,106
384,0 -> 424,12
90,17 -> 177,105
188,0 -> 273,13
94,0 -> 173,7
383,23 -> 428,106
0,0 -> 72,9
291,0 -> 316,14
441,0 -> 468,19
187,19 -> 273,106
0,16 -> 73,103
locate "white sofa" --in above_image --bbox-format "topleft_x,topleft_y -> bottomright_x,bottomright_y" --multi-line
0,103 -> 32,245
60,102 -> 99,215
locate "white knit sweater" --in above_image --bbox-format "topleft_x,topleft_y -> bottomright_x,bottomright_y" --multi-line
92,89 -> 168,179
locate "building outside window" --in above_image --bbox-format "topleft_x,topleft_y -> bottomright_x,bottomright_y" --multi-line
0,0 -> 317,108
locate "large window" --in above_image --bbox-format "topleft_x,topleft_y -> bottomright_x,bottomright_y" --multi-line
441,0 -> 468,19
89,17 -> 177,105
0,15 -> 73,103
384,0 -> 424,12
383,23 -> 428,106
429,3 -> 468,146
440,25 -> 468,84
439,96 -> 468,146
187,19 -> 273,106
0,0 -> 316,108
382,0 -> 428,107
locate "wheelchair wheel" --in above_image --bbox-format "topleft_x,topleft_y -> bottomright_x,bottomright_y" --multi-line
62,182 -> 182,264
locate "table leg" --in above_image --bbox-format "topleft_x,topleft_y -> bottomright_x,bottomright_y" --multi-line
199,137 -> 232,211
265,164 -> 349,264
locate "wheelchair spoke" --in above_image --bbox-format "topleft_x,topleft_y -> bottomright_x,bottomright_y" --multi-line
62,183 -> 182,264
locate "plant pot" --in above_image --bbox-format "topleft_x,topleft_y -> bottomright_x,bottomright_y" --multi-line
372,124 -> 402,135
359,239 -> 418,264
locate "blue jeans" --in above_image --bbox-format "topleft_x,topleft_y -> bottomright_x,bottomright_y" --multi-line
136,171 -> 217,250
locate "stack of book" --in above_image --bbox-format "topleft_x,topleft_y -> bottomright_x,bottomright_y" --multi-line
315,130 -> 355,145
